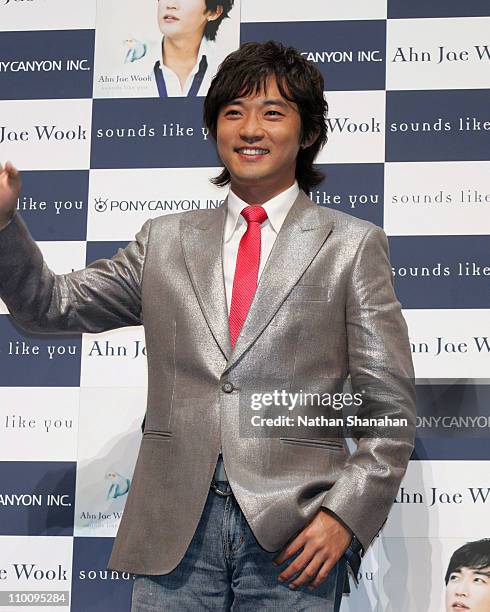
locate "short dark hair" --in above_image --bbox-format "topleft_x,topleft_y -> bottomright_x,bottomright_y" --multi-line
445,539 -> 490,585
203,40 -> 328,194
204,0 -> 235,41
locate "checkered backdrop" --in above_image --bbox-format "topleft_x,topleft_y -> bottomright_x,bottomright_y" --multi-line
0,1 -> 489,610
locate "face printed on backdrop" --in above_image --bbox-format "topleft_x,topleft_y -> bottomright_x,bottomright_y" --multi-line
92,0 -> 239,98
446,566 -> 490,612
157,0 -> 214,39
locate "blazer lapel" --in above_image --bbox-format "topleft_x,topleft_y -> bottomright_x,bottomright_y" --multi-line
180,200 -> 231,361
181,191 -> 334,370
224,191 -> 333,373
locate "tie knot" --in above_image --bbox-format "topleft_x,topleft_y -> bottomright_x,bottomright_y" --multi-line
241,205 -> 268,226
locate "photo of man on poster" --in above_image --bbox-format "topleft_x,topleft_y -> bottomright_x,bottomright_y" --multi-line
153,0 -> 235,97
94,0 -> 238,99
445,539 -> 490,612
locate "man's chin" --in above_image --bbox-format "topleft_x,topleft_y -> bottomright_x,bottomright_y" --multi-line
229,170 -> 271,186
158,25 -> 181,37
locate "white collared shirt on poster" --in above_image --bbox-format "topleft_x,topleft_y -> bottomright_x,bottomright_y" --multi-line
154,35 -> 215,97
223,181 -> 300,314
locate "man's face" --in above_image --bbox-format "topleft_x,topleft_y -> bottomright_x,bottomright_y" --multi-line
445,566 -> 490,611
157,0 -> 211,38
216,75 -> 309,195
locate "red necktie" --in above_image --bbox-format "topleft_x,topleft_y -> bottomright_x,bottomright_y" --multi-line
229,205 -> 268,347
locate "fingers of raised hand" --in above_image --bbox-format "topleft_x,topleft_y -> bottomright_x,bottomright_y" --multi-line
1,161 -> 19,179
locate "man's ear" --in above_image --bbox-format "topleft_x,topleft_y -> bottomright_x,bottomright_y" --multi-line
207,4 -> 224,21
301,129 -> 321,149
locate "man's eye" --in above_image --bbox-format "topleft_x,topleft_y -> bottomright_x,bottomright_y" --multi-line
224,110 -> 240,116
266,110 -> 282,116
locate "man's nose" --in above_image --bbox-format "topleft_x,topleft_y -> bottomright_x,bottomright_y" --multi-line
239,114 -> 265,143
455,583 -> 469,597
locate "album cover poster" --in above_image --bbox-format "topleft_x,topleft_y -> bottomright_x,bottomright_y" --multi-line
94,0 -> 240,98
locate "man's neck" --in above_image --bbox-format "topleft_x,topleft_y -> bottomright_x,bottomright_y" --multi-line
162,33 -> 204,72
229,179 -> 297,205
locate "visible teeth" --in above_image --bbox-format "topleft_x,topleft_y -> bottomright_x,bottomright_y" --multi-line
239,148 -> 269,155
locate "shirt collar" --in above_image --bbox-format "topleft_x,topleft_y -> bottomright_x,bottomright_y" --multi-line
159,36 -> 209,77
224,181 -> 300,243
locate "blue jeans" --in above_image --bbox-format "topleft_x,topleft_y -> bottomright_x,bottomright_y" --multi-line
131,481 -> 346,611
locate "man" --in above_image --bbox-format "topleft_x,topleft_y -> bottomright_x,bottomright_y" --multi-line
445,539 -> 490,612
151,0 -> 235,97
0,41 -> 416,610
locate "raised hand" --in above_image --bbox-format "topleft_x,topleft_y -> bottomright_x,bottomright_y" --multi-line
0,161 -> 21,226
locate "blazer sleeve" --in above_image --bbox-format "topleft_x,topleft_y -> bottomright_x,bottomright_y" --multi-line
0,212 -> 152,334
320,225 -> 416,551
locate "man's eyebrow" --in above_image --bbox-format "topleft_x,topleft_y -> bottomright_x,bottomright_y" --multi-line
223,99 -> 243,106
223,98 -> 290,109
262,99 -> 290,109
453,568 -> 490,577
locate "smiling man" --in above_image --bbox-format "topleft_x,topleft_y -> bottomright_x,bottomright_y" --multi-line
0,41 -> 416,611
445,540 -> 490,612
214,78 -> 309,201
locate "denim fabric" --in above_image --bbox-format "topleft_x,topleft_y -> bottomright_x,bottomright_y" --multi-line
344,540 -> 361,580
131,482 -> 347,611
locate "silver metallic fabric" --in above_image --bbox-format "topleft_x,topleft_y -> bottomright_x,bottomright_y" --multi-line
0,191 -> 416,575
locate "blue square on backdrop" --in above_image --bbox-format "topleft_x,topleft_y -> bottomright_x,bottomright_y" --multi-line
0,30 -> 94,100
91,98 -> 221,169
386,90 -> 490,162
14,171 -> 88,241
241,21 -> 386,91
388,0 -> 490,19
71,538 -> 133,612
0,316 -> 81,387
313,163 -> 383,227
389,235 -> 490,309
0,462 -> 76,535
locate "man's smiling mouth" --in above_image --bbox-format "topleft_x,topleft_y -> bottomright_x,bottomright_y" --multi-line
235,148 -> 270,156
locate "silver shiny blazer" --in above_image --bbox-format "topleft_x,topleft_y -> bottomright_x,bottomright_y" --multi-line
0,191 -> 416,574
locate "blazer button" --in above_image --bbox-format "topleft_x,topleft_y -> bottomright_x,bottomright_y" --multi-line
222,382 -> 234,393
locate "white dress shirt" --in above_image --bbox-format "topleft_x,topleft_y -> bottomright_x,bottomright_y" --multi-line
222,181 -> 300,314
154,36 -> 215,97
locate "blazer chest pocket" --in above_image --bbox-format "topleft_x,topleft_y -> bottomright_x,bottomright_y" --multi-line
279,437 -> 345,451
286,285 -> 330,302
142,430 -> 174,441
